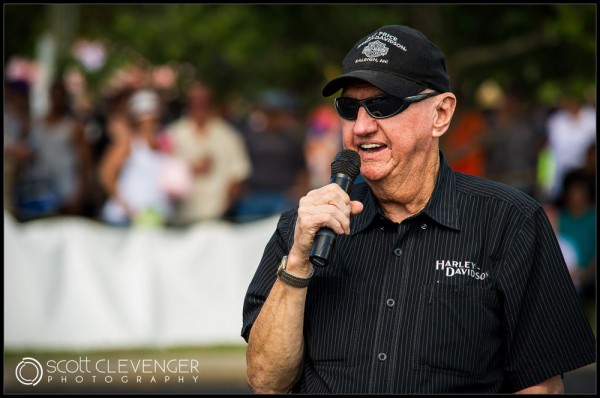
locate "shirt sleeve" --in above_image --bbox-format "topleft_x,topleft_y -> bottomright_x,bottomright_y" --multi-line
241,209 -> 297,342
498,206 -> 596,392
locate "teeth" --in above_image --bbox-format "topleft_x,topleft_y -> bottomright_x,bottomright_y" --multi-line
361,143 -> 383,149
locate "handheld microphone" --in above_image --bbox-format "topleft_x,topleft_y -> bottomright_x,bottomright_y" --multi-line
309,149 -> 361,267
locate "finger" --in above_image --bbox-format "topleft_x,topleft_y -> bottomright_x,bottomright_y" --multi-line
299,203 -> 349,236
350,200 -> 364,216
305,185 -> 352,214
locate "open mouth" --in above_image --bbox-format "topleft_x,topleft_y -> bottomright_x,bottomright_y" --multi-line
359,143 -> 387,153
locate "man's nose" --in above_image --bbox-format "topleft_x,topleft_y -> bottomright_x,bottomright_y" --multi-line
352,106 -> 378,135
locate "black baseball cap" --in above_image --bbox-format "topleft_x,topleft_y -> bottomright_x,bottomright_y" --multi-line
322,25 -> 451,98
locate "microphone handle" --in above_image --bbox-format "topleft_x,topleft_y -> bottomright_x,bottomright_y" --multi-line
309,173 -> 355,267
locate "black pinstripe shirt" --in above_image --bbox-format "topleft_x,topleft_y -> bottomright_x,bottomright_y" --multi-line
241,153 -> 596,393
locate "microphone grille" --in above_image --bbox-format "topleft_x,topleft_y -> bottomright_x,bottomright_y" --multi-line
331,149 -> 361,180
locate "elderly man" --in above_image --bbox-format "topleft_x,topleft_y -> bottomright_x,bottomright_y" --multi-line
242,25 -> 596,394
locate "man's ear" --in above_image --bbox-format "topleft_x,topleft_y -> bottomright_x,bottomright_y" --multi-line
432,93 -> 457,138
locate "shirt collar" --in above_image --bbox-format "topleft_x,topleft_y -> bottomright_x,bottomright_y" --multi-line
350,184 -> 382,235
423,152 -> 461,231
350,151 -> 461,235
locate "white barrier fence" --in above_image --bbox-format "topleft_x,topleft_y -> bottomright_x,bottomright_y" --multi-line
4,210 -> 279,351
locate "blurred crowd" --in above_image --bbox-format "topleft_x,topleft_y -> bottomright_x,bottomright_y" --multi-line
3,59 -> 596,307
4,59 -> 343,227
441,80 -> 596,307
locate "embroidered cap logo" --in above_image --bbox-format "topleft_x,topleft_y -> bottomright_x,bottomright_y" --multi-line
361,40 -> 389,58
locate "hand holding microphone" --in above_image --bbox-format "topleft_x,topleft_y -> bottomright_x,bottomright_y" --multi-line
309,150 -> 361,267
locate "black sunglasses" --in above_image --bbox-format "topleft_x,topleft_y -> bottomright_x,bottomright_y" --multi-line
334,91 -> 441,120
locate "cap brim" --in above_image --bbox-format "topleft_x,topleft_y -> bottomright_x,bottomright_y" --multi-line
322,70 -> 425,98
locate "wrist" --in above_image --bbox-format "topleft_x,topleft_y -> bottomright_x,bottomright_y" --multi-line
277,256 -> 314,288
286,251 -> 313,278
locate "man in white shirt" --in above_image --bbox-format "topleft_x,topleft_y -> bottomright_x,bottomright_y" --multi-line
545,93 -> 596,201
166,81 -> 252,225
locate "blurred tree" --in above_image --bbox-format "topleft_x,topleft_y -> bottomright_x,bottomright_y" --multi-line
4,5 -> 47,59
3,4 -> 595,110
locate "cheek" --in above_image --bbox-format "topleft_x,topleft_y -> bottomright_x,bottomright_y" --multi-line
341,124 -> 356,148
389,115 -> 431,148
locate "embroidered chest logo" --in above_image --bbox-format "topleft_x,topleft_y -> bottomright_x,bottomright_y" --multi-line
361,40 -> 389,58
436,260 -> 488,280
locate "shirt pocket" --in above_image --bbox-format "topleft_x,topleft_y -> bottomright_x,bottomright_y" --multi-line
411,282 -> 502,379
304,275 -> 362,366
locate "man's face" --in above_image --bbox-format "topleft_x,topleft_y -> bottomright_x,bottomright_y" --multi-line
339,83 -> 435,184
186,86 -> 212,120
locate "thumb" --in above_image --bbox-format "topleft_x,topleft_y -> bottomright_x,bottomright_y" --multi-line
350,200 -> 364,216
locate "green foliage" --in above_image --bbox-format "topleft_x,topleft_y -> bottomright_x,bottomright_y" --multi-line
4,5 -> 48,59
4,4 -> 596,110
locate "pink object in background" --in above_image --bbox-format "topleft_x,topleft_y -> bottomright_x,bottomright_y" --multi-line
159,155 -> 194,199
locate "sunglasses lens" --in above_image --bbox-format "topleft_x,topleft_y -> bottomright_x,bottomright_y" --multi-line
366,96 -> 405,118
335,97 -> 360,119
335,92 -> 439,120
335,96 -> 406,120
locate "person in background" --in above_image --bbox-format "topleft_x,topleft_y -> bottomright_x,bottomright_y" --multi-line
574,141 -> 596,204
544,89 -> 596,202
555,165 -> 596,303
164,81 -> 252,226
304,105 -> 344,190
242,24 -> 596,394
542,202 -> 581,293
482,87 -> 546,197
14,80 -> 93,220
99,88 -> 175,227
4,79 -> 33,216
440,82 -> 488,178
229,89 -> 308,222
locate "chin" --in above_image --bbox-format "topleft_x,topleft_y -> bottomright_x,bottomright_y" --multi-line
359,160 -> 392,181
359,169 -> 384,183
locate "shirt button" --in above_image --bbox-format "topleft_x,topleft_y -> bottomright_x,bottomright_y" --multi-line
386,298 -> 395,307
394,248 -> 403,257
380,226 -> 385,231
421,223 -> 428,230
378,352 -> 387,361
